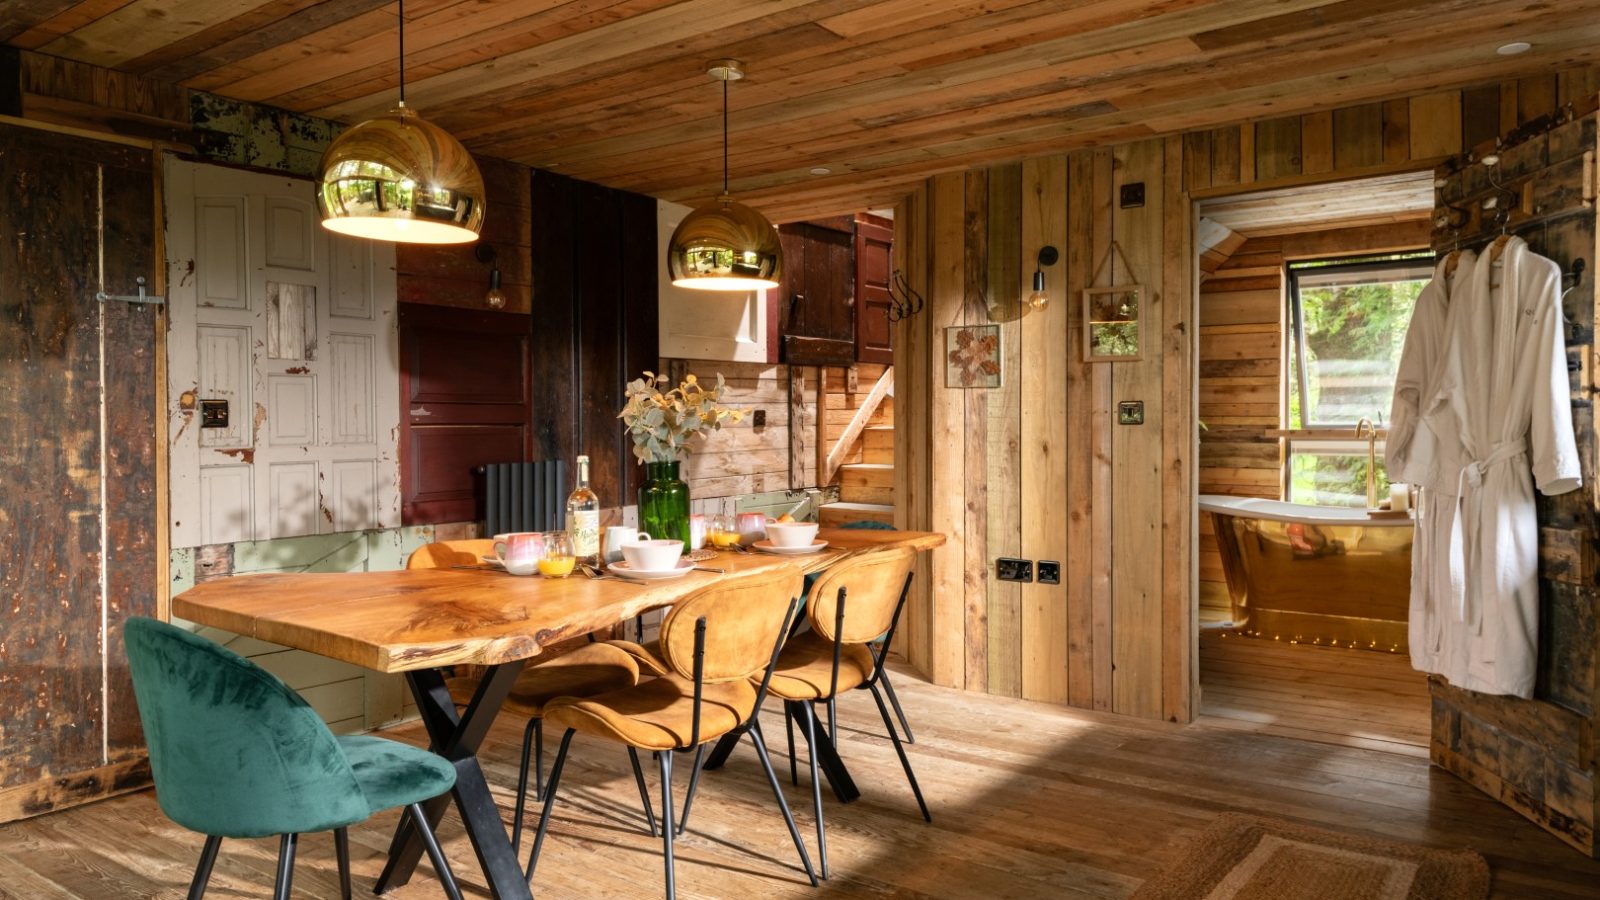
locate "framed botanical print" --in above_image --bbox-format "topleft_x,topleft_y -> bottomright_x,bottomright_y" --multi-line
1083,284 -> 1143,362
945,324 -> 1002,388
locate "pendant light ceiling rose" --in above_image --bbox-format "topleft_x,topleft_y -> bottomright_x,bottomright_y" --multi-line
666,59 -> 782,292
316,0 -> 485,244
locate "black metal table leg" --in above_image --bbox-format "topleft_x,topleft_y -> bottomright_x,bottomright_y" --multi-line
375,662 -> 531,900
702,704 -> 860,804
787,701 -> 859,803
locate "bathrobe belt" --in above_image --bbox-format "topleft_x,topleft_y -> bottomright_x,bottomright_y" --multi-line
1449,439 -> 1528,633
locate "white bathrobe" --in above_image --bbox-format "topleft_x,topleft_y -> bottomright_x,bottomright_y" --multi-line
1386,252 -> 1474,676
1421,237 -> 1581,698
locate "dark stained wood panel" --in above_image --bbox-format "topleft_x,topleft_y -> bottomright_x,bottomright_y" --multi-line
0,121 -> 156,818
3,1 -> 1600,221
527,171 -> 658,507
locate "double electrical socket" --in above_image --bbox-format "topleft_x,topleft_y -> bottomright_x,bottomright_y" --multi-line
996,558 -> 1061,585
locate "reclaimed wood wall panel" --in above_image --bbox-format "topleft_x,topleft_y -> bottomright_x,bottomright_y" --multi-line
0,122 -> 157,820
667,358 -> 820,500
985,163 -> 1024,698
1019,155 -> 1069,705
1425,103 -> 1600,857
893,184 -> 932,672
896,140 -> 1194,722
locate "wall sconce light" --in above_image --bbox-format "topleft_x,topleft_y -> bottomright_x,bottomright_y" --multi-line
1028,245 -> 1060,310
475,243 -> 507,310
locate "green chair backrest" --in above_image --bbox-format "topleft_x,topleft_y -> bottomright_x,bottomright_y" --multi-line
123,617 -> 371,838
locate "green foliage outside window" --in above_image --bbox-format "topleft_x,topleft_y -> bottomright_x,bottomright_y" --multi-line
1286,256 -> 1428,506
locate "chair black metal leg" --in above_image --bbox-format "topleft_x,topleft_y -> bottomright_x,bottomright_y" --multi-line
827,697 -> 837,742
659,748 -> 676,900
186,835 -> 221,900
512,718 -> 537,855
746,725 -> 818,886
334,828 -> 352,900
526,729 -> 576,882
409,803 -> 466,900
785,702 -> 798,785
868,683 -> 930,822
801,702 -> 829,879
628,747 -> 659,837
879,668 -> 915,744
272,834 -> 297,900
534,718 -> 545,802
675,744 -> 708,837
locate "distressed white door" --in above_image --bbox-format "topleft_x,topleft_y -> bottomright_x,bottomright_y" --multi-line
165,158 -> 400,546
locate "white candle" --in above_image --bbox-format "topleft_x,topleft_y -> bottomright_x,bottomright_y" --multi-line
1389,483 -> 1410,513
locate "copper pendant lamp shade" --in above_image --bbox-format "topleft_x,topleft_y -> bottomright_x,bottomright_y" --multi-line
667,60 -> 783,291
316,0 -> 485,244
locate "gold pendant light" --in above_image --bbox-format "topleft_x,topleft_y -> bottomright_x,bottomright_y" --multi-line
667,60 -> 782,291
317,0 -> 485,244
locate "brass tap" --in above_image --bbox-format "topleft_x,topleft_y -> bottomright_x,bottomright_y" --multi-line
1354,417 -> 1379,509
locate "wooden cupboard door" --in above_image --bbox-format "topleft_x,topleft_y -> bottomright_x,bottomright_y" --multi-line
781,221 -> 857,365
399,303 -> 533,524
0,123 -> 157,820
854,214 -> 895,364
165,160 -> 400,546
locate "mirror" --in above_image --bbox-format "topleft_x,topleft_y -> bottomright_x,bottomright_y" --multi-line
1083,284 -> 1143,361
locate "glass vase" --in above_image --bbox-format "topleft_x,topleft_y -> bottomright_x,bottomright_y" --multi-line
638,460 -> 691,550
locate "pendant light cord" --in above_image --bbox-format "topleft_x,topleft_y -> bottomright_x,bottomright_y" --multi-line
397,0 -> 406,106
722,76 -> 729,195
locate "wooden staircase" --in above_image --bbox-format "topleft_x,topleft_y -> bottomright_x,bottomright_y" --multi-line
818,367 -> 896,527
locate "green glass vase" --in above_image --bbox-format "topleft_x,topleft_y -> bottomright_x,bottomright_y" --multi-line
638,460 -> 691,550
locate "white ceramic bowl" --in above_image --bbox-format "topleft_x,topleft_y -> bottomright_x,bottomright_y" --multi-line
765,521 -> 820,549
621,538 -> 684,573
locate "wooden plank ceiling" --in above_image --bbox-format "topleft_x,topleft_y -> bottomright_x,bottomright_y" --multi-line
4,0 -> 1600,221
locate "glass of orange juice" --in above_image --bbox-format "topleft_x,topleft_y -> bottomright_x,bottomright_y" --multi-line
709,514 -> 741,550
538,531 -> 576,578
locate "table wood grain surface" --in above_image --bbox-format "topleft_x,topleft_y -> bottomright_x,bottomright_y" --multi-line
173,528 -> 944,674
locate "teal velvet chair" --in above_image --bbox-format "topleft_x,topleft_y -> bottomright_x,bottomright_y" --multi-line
124,617 -> 464,900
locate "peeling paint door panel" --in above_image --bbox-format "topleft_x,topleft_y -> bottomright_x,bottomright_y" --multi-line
165,159 -> 399,547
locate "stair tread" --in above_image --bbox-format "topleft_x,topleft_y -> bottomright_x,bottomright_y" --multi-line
864,425 -> 894,432
840,462 -> 893,471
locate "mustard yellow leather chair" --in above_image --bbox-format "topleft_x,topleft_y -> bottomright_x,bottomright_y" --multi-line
526,565 -> 817,899
406,540 -> 641,852
764,547 -> 927,879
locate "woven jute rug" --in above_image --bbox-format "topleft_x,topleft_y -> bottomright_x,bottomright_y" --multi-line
1131,813 -> 1490,900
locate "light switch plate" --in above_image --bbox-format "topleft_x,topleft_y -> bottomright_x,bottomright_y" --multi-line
1118,400 -> 1144,425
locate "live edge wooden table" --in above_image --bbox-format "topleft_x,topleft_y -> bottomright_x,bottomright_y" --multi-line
173,527 -> 944,900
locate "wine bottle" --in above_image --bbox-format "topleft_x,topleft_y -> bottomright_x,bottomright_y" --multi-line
566,455 -> 600,566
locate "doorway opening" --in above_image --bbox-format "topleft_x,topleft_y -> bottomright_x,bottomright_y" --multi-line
1192,170 -> 1435,755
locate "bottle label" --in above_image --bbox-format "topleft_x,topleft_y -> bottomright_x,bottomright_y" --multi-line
570,509 -> 600,558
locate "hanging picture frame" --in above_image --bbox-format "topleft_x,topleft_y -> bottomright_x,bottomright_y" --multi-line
1083,284 -> 1144,361
944,324 -> 1002,388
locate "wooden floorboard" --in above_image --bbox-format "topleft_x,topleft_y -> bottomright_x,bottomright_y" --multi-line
1,665 -> 1597,898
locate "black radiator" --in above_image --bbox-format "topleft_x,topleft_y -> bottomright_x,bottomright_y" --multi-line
481,460 -> 567,535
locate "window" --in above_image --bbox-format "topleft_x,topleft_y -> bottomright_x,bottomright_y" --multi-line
1286,254 -> 1432,506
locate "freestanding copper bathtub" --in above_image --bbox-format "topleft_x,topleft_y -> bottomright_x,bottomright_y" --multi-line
1199,495 -> 1413,654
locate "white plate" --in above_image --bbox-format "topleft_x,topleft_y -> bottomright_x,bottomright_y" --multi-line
480,555 -> 506,569
752,539 -> 830,555
608,559 -> 696,580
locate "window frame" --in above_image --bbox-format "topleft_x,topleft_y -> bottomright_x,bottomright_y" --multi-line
1285,253 -> 1434,430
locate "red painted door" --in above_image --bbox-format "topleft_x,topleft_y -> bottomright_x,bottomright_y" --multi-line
854,214 -> 895,364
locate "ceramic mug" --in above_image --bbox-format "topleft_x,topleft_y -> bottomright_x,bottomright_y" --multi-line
736,512 -> 768,546
603,526 -> 645,564
688,514 -> 708,551
766,521 -> 819,548
494,531 -> 544,576
621,538 -> 684,572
